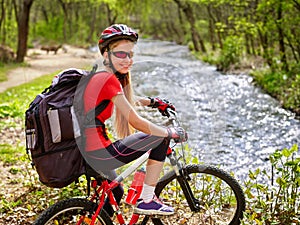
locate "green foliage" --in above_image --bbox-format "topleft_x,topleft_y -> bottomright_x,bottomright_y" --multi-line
0,144 -> 24,163
0,5 -> 18,50
217,35 -> 243,71
242,144 -> 300,224
32,16 -> 65,43
251,64 -> 300,113
1,0 -> 299,118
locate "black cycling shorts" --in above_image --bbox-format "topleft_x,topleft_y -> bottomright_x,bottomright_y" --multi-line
85,132 -> 170,174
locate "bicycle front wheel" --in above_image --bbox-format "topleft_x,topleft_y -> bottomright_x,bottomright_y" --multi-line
33,198 -> 112,225
152,164 -> 245,225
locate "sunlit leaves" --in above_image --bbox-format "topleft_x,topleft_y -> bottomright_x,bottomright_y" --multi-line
243,144 -> 300,224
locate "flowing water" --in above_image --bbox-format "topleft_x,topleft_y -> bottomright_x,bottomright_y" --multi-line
130,39 -> 300,180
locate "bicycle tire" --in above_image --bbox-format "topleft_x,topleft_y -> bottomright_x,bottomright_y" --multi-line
33,198 -> 113,225
150,164 -> 245,225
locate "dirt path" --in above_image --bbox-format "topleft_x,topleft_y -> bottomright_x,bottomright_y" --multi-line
0,45 -> 99,93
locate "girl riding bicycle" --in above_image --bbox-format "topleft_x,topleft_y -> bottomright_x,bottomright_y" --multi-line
82,24 -> 187,217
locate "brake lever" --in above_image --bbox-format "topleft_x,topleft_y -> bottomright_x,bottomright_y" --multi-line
166,108 -> 187,164
166,108 -> 179,127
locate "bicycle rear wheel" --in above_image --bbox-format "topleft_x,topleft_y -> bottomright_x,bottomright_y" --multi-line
33,198 -> 112,225
151,164 -> 245,225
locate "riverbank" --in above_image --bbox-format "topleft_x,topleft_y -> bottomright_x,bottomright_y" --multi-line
197,52 -> 300,118
250,67 -> 300,117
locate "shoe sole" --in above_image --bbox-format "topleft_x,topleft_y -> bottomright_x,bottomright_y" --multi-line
133,208 -> 174,216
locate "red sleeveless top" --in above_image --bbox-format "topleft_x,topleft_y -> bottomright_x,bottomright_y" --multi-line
83,71 -> 123,151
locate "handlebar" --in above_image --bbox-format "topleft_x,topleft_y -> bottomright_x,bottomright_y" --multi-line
166,107 -> 176,117
165,108 -> 187,164
165,108 -> 180,128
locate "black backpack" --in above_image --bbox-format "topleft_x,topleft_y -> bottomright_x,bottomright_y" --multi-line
25,65 -> 108,188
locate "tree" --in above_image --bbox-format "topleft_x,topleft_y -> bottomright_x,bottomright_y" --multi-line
173,0 -> 207,53
13,0 -> 34,63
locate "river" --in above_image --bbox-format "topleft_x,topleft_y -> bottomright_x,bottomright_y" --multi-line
130,39 -> 300,180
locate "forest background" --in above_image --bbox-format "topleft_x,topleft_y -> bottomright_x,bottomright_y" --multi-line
0,0 -> 299,224
0,0 -> 299,115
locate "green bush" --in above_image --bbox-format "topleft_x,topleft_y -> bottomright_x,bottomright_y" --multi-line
217,35 -> 243,71
32,16 -> 64,43
242,144 -> 300,225
251,64 -> 300,113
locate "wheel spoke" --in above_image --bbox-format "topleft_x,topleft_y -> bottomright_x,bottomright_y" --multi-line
153,165 -> 245,225
33,198 -> 112,225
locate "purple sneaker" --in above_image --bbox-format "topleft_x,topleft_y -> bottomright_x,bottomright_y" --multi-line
134,197 -> 174,216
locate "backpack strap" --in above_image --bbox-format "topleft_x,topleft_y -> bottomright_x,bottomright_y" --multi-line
85,100 -> 110,125
84,100 -> 110,140
83,66 -> 110,127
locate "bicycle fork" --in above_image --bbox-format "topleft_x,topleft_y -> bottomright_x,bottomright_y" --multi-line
167,148 -> 201,212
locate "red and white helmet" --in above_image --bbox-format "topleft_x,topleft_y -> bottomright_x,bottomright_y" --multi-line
98,24 -> 138,55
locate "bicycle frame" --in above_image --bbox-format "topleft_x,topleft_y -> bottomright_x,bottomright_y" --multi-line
76,146 -> 171,225
76,148 -> 147,224
78,110 -> 198,225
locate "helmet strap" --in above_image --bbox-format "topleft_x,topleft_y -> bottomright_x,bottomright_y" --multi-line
103,59 -> 109,66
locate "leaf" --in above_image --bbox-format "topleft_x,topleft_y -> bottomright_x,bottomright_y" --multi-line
270,150 -> 282,164
290,144 -> 298,154
282,148 -> 291,158
276,177 -> 286,186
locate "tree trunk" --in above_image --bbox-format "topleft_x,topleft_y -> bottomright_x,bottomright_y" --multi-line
173,0 -> 206,53
207,5 -> 217,51
176,3 -> 187,44
15,0 -> 34,63
0,0 -> 5,30
57,0 -> 68,42
0,0 -> 6,44
258,27 -> 272,68
105,3 -> 117,25
86,6 -> 97,43
289,28 -> 300,63
276,1 -> 288,71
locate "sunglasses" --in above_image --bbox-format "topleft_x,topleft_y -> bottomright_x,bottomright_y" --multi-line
111,51 -> 134,59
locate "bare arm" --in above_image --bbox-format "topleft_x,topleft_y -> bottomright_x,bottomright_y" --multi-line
113,94 -> 168,137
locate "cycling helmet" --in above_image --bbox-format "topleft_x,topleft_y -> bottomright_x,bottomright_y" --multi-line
98,24 -> 138,55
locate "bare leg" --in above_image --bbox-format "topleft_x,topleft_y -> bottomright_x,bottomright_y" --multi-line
144,159 -> 164,186
135,159 -> 174,215
139,159 -> 164,201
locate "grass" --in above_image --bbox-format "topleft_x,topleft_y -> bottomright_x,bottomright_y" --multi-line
0,144 -> 24,163
0,73 -> 54,119
0,70 -> 98,222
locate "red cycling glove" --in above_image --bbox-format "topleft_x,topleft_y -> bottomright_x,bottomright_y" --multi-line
148,97 -> 175,117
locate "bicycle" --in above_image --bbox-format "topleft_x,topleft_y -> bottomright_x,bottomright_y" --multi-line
33,109 -> 246,225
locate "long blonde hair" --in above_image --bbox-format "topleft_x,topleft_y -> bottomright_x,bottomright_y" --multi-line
109,40 -> 135,138
114,72 -> 135,138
